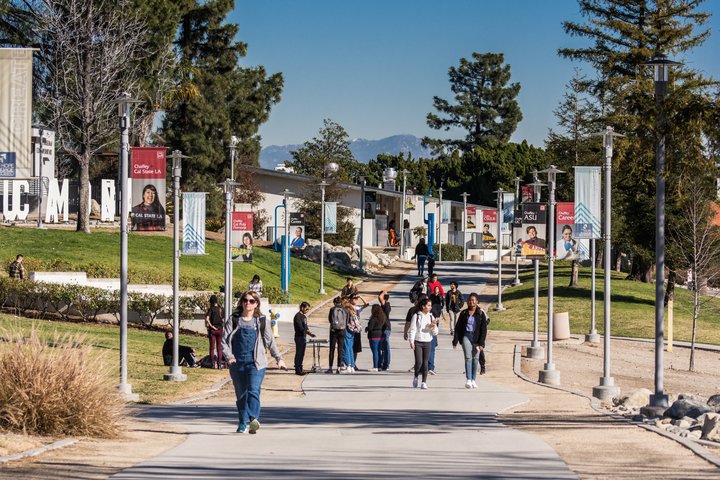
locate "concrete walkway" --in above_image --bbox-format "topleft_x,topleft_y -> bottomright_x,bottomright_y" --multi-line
113,262 -> 576,479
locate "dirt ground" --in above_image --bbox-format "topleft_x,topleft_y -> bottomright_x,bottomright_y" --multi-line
3,260 -> 720,479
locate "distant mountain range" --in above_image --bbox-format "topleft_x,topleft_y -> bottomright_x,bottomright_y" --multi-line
259,134 -> 434,169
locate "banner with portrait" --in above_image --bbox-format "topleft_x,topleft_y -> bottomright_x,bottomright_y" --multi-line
182,192 -> 206,255
574,166 -> 601,239
289,212 -> 306,250
324,202 -> 337,234
231,211 -> 254,262
554,202 -> 589,261
130,147 -> 166,231
363,191 -> 376,219
481,210 -> 497,248
0,49 -> 33,179
519,203 -> 547,259
466,206 -> 477,231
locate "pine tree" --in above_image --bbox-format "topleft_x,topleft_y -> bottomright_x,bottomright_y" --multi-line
423,52 -> 522,153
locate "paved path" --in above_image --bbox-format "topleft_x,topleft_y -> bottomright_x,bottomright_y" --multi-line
113,262 -> 576,479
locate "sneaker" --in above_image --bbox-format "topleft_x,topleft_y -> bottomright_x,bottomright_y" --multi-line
371,368 -> 378,372
236,423 -> 247,433
421,382 -> 428,389
248,418 -> 260,434
412,376 -> 419,388
471,380 -> 478,389
348,366 -> 355,373
480,367 -> 486,375
325,368 -> 334,374
465,379 -> 472,389
428,370 -> 436,375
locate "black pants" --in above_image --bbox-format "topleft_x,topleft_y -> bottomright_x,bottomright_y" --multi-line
413,341 -> 431,382
328,329 -> 345,369
294,336 -> 306,373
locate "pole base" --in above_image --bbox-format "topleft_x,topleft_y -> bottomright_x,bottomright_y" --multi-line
494,303 -> 506,311
513,278 -> 522,286
640,404 -> 668,418
585,332 -> 601,343
163,367 -> 187,382
118,383 -> 140,402
523,345 -> 545,359
538,368 -> 560,385
592,379 -> 620,402
649,393 -> 669,408
318,288 -> 326,295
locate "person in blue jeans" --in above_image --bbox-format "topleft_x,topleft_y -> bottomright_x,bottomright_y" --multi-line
451,293 -> 488,389
412,238 -> 429,276
342,299 -> 360,372
365,304 -> 389,371
378,289 -> 392,370
223,291 -> 286,434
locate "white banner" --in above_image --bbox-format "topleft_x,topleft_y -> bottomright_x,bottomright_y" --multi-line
0,49 -> 33,179
183,192 -> 206,255
324,202 -> 337,234
574,166 -> 601,239
502,192 -> 514,233
441,200 -> 451,224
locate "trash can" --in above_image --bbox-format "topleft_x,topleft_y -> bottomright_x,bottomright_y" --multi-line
553,312 -> 570,340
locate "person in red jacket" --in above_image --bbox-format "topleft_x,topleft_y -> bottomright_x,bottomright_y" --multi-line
428,274 -> 445,297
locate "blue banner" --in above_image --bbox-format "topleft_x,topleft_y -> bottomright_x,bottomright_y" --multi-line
183,192 -> 206,255
324,202 -> 337,234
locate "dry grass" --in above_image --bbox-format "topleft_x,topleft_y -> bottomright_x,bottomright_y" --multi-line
0,326 -> 124,438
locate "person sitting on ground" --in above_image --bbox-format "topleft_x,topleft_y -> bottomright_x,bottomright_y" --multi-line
341,278 -> 358,299
162,331 -> 199,368
8,254 -> 26,280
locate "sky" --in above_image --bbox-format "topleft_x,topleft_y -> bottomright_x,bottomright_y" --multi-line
230,0 -> 720,148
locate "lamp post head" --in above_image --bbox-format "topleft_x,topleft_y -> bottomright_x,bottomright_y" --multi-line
229,135 -> 240,148
114,92 -> 142,116
643,52 -> 681,83
541,165 -> 565,184
325,162 -> 339,177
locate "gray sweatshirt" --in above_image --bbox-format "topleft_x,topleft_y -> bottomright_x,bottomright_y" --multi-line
222,314 -> 283,370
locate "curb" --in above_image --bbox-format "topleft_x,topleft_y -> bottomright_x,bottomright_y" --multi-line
0,438 -> 77,464
511,343 -> 720,469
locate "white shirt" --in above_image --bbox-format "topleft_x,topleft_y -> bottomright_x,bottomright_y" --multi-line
408,311 -> 438,344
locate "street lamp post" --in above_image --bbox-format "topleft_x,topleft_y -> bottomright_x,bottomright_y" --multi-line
359,176 -> 365,273
319,162 -> 339,294
33,125 -> 47,229
223,137 -> 239,320
164,150 -> 189,382
643,52 -> 680,413
229,136 -> 239,182
524,176 -> 546,360
539,165 -> 564,385
282,189 -> 292,297
400,170 -> 409,260
461,192 -> 469,261
115,92 -> 141,402
513,176 -> 522,286
493,188 -> 506,311
437,186 -> 445,262
592,127 -> 622,400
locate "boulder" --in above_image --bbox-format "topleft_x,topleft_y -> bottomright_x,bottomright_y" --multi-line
701,413 -> 720,442
362,249 -> 380,268
615,388 -> 652,409
672,417 -> 695,429
327,250 -> 351,268
91,199 -> 101,217
664,398 -> 713,420
306,238 -> 321,247
708,394 -> 720,411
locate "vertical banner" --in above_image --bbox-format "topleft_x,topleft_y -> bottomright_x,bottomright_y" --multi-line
521,185 -> 534,203
324,202 -> 337,234
555,202 -> 583,260
441,200 -> 451,224
130,147 -> 166,231
183,192 -> 206,255
519,203 -> 547,258
574,166 -> 601,239
289,212 -> 306,249
363,191 -> 376,218
231,211 -> 254,262
502,192 -> 514,233
0,49 -> 33,179
481,210 -> 497,248
466,206 -> 477,230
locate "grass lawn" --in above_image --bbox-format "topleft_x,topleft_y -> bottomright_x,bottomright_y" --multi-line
491,263 -> 720,345
0,314 -> 230,404
0,227 -> 352,303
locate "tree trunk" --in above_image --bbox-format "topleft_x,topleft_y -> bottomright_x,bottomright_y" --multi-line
569,259 -> 579,287
615,249 -> 622,272
76,158 -> 91,233
690,287 -> 699,372
664,269 -> 676,307
627,255 -> 653,282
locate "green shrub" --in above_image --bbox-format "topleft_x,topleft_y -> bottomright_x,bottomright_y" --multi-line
264,286 -> 289,304
179,275 -> 212,291
438,243 -> 464,261
206,218 -> 224,232
81,262 -> 118,278
0,327 -> 123,437
128,292 -> 168,328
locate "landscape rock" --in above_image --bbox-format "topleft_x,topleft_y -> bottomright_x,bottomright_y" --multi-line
615,388 -> 652,409
701,413 -> 720,442
91,199 -> 101,217
708,394 -> 720,411
672,417 -> 695,429
664,398 -> 713,420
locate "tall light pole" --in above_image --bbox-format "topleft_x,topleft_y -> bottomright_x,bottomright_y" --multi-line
223,137 -> 239,320
115,92 -> 141,402
513,176 -> 522,286
437,186 -> 445,261
592,127 -> 623,401
400,170 -> 409,260
524,177 -> 546,360
229,136 -> 239,182
359,176 -> 365,273
493,188 -> 506,311
461,192 -> 469,261
282,189 -> 292,297
33,124 -> 47,229
319,162 -> 339,294
164,150 -> 189,382
539,165 -> 564,385
642,53 -> 680,413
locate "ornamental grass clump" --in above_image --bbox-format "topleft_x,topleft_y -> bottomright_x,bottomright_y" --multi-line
0,327 -> 124,437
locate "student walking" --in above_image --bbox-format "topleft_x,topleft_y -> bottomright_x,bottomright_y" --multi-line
408,298 -> 438,389
378,289 -> 392,370
223,291 -> 286,434
445,282 -> 464,336
204,294 -> 225,369
412,238 -> 430,276
366,304 -> 389,372
452,293 -> 488,389
293,302 -> 315,375
327,297 -> 348,373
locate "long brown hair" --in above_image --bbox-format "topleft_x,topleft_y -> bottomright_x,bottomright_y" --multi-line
370,304 -> 386,322
237,290 -> 262,317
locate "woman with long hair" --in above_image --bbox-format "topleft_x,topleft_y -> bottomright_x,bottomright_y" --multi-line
452,293 -> 488,389
365,304 -> 388,372
131,184 -> 166,231
222,291 -> 286,434
342,298 -> 360,373
248,274 -> 263,295
408,297 -> 438,389
204,294 -> 225,369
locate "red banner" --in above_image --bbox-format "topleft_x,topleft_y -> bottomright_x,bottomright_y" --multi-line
556,202 -> 574,224
129,147 -> 166,231
131,147 -> 166,179
482,210 -> 497,223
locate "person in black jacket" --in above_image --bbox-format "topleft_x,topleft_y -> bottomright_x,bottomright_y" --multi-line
162,331 -> 199,367
378,289 -> 392,371
445,282 -> 464,336
411,238 -> 430,276
452,293 -> 488,389
293,302 -> 315,375
365,304 -> 389,372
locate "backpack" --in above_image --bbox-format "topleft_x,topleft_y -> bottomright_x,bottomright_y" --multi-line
209,306 -> 224,328
330,306 -> 347,331
409,281 -> 423,303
